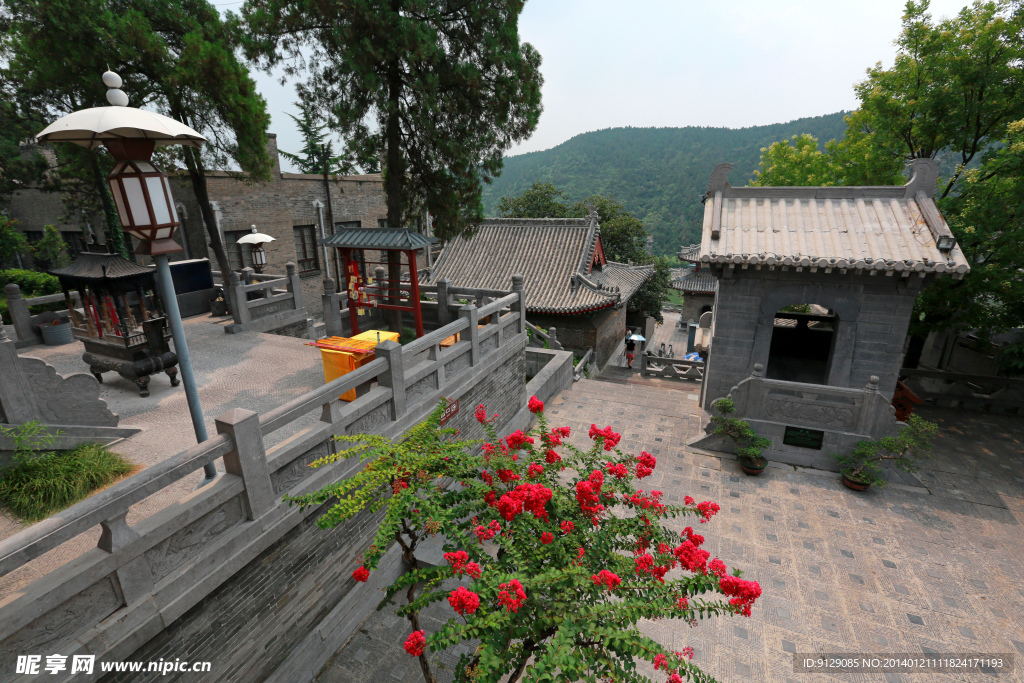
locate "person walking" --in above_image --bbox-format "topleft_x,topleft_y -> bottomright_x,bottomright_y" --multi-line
625,336 -> 637,368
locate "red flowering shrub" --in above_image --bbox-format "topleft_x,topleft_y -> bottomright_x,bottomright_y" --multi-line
528,395 -> 544,413
287,395 -> 762,683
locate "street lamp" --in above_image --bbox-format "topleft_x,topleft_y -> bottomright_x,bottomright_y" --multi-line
237,225 -> 276,274
36,70 -> 218,486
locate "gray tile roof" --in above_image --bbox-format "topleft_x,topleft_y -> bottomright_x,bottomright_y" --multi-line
427,217 -> 654,315
672,270 -> 716,294
699,160 -> 971,277
51,251 -> 155,286
320,227 -> 437,250
677,244 -> 701,263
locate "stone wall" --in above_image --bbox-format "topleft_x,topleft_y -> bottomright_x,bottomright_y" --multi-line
703,268 -> 922,406
676,291 -> 715,324
529,303 -> 627,370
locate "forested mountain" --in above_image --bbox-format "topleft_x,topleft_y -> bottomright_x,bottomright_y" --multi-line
483,112 -> 850,256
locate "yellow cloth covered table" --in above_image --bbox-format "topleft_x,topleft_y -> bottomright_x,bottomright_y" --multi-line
317,330 -> 399,401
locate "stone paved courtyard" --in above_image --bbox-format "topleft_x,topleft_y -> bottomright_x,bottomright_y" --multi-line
1,315 -> 324,597
317,376 -> 1024,683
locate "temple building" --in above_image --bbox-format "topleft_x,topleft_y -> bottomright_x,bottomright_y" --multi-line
426,213 -> 653,368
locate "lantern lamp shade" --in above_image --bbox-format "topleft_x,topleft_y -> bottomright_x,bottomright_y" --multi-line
252,244 -> 267,268
107,160 -> 182,255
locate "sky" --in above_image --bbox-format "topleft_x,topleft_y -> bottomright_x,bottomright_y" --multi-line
225,0 -> 975,172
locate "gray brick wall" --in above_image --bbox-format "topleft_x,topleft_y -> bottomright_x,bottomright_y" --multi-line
703,268 -> 924,406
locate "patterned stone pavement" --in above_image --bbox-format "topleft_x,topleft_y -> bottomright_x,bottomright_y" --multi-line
1,315 -> 324,598
317,376 -> 1024,683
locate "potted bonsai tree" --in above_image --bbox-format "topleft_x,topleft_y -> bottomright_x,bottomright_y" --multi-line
835,414 -> 938,490
709,397 -> 772,475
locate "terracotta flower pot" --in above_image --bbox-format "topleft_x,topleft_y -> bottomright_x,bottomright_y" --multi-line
841,472 -> 871,491
740,458 -> 767,476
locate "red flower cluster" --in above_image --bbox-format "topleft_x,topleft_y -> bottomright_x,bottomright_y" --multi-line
404,630 -> 426,656
575,470 -> 606,522
673,539 -> 711,573
627,490 -> 667,516
474,404 -> 488,424
505,430 -> 534,451
681,527 -> 705,547
497,483 -> 553,522
589,424 -> 622,450
560,520 -> 574,534
528,395 -> 544,414
605,462 -> 629,479
474,520 -> 501,541
591,569 -> 621,590
676,595 -> 689,610
635,451 -> 657,479
527,462 -> 544,479
497,579 -> 527,612
709,558 -> 728,578
696,500 -> 721,523
634,552 -> 671,582
545,449 -> 562,465
541,531 -> 554,544
679,647 -> 694,660
465,562 -> 482,579
719,575 -> 762,617
444,550 -> 469,571
482,442 -> 495,458
393,480 -> 409,493
352,566 -> 370,582
654,654 -> 668,670
497,468 -> 519,483
684,495 -> 695,505
481,471 -> 494,486
448,586 -> 480,615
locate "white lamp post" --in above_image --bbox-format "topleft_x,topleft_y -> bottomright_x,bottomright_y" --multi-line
237,225 -> 276,274
36,71 -> 217,486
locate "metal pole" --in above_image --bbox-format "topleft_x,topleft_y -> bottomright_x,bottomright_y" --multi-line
154,253 -> 217,486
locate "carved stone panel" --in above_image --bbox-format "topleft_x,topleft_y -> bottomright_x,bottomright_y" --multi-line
763,398 -> 856,431
346,403 -> 390,435
481,335 -> 498,357
444,352 -> 471,378
17,356 -> 118,426
272,441 -> 331,494
406,373 -> 438,404
0,575 -> 121,660
503,324 -> 517,341
144,496 -> 245,579
252,299 -> 292,320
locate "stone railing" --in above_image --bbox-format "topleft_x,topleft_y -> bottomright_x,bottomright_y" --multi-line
692,364 -> 900,473
524,321 -> 564,351
573,347 -> 595,381
224,263 -> 309,336
0,280 -> 529,681
640,352 -> 704,381
899,368 -> 1024,414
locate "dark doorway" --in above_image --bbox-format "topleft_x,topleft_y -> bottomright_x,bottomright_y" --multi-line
766,304 -> 837,385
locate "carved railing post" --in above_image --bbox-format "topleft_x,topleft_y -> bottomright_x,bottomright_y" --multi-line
436,278 -> 451,325
322,277 -> 344,337
461,304 -> 480,366
376,340 -> 406,419
511,274 -> 525,334
215,408 -> 274,520
227,271 -> 250,325
99,511 -> 154,605
286,262 -> 303,309
546,326 -> 563,351
4,283 -> 34,343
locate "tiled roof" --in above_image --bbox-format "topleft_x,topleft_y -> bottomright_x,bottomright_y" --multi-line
321,227 -> 437,250
677,244 -> 701,263
673,270 -> 716,294
427,217 -> 654,315
699,160 -> 971,276
51,251 -> 155,285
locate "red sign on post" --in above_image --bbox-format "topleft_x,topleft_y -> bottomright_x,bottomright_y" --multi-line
439,397 -> 459,425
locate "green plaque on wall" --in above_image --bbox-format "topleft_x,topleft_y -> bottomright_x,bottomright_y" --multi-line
783,426 -> 825,450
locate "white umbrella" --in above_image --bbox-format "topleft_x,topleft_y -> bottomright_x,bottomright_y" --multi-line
35,71 -> 205,149
36,106 -> 206,149
627,334 -> 646,342
236,226 -> 276,245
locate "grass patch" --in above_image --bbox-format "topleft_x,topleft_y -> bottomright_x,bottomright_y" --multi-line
0,444 -> 135,523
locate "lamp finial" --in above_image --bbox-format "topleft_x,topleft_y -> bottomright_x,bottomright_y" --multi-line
102,69 -> 129,107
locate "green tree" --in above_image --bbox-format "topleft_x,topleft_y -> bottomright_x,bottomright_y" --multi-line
237,0 -> 543,239
751,127 -> 903,187
496,181 -> 569,219
0,217 -> 31,268
498,182 -> 672,322
2,0 -> 272,281
279,100 -> 353,175
32,225 -> 69,270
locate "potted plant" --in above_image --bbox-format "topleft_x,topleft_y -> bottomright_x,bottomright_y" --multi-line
709,397 -> 772,475
835,415 -> 938,491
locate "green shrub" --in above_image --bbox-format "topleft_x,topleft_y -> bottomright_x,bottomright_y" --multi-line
835,415 -> 938,487
398,325 -> 417,345
710,397 -> 771,465
0,423 -> 134,522
0,269 -> 62,295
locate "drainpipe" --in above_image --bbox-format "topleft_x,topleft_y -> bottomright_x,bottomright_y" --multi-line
313,200 -> 329,275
